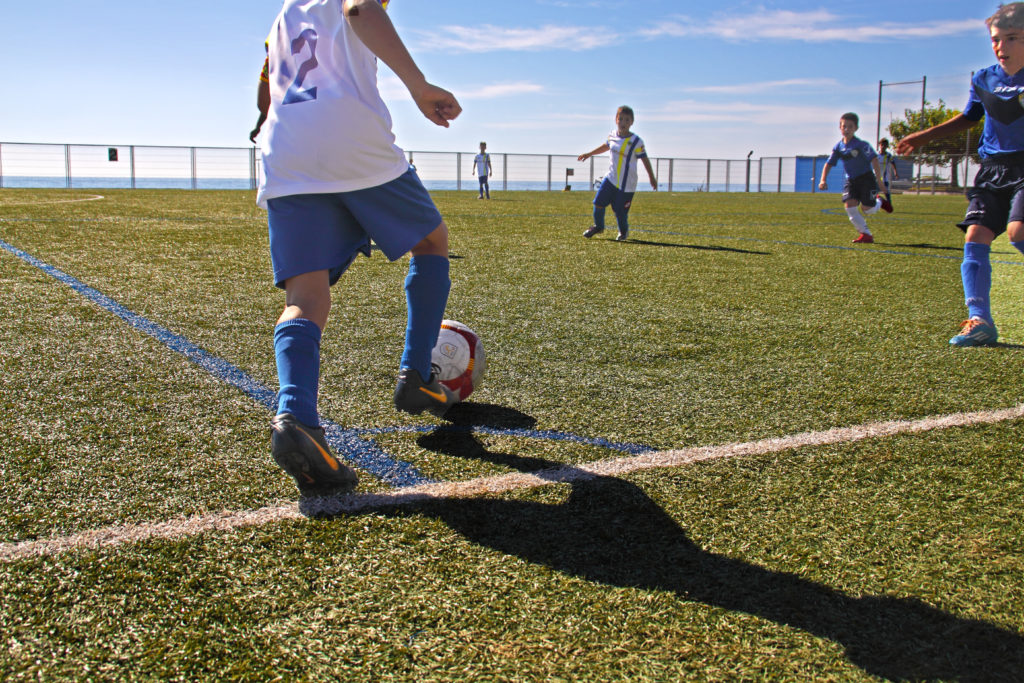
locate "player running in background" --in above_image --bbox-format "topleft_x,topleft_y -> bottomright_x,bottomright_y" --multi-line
255,0 -> 461,497
819,112 -> 893,244
473,141 -> 492,199
579,106 -> 657,242
897,2 -> 1024,347
876,138 -> 899,205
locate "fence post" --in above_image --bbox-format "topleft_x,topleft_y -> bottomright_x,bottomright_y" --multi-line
547,155 -> 552,191
65,144 -> 72,189
668,159 -> 674,193
705,159 -> 711,192
503,154 -> 507,192
249,147 -> 256,191
130,146 -> 136,189
190,147 -> 197,190
457,152 -> 462,192
0,143 -> 4,189
589,156 -> 594,190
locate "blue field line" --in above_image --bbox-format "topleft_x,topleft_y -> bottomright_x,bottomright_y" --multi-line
631,226 -> 1024,267
0,238 -> 432,488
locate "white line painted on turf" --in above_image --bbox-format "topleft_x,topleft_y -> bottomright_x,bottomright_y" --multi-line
0,194 -> 105,206
3,402 -> 1023,563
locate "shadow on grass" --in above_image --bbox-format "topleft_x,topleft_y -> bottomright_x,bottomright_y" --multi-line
368,403 -> 1024,681
617,238 -> 769,255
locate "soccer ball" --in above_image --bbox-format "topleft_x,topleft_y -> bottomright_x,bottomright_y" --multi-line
431,320 -> 486,401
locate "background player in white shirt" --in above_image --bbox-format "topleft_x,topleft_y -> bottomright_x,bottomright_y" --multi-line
579,106 -> 657,241
472,142 -> 492,199
255,0 -> 461,498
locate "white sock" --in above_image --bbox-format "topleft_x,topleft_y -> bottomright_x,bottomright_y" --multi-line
863,199 -> 880,215
846,206 -> 871,234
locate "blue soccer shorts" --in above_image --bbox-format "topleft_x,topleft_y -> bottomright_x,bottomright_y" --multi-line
958,154 -> 1024,236
593,177 -> 634,214
266,168 -> 443,289
842,172 -> 879,208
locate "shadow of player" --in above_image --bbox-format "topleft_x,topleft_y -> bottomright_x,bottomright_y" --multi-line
356,404 -> 1024,681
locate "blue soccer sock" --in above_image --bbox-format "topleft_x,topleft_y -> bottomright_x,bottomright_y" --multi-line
961,242 -> 993,323
1013,241 -> 1024,256
274,318 -> 322,428
613,206 -> 630,233
400,254 -> 451,380
593,205 -> 606,231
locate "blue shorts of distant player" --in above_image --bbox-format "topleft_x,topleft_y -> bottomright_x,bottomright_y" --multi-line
593,177 -> 634,214
266,168 -> 442,288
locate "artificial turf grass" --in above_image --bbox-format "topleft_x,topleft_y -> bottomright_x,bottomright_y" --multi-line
2,188 -> 1023,679
1,420 -> 1021,681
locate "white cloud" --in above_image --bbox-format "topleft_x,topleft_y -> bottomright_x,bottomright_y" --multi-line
681,78 -> 841,95
642,10 -> 980,43
414,23 -> 617,52
380,76 -> 544,102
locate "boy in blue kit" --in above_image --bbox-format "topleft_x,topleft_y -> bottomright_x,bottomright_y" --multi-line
818,112 -> 893,244
897,2 -> 1024,347
255,0 -> 461,496
473,141 -> 492,199
579,106 -> 657,242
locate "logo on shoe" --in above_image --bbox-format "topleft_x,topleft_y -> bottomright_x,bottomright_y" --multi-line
298,427 -> 341,471
419,387 -> 448,403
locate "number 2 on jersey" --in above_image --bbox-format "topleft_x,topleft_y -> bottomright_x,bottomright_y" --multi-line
283,28 -> 318,105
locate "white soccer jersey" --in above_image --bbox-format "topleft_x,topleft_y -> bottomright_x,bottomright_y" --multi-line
604,131 -> 647,193
473,153 -> 490,176
257,0 -> 410,208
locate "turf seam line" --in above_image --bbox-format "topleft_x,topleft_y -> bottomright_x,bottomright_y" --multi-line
3,402 -> 1021,563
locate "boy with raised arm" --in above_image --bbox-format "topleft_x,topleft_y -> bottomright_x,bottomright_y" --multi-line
897,3 -> 1024,346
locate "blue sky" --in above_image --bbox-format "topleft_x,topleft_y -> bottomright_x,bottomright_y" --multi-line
0,1 -> 996,160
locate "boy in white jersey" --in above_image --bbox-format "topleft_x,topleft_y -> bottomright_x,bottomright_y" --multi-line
255,0 -> 461,497
876,138 -> 899,205
579,106 -> 657,241
472,141 -> 492,199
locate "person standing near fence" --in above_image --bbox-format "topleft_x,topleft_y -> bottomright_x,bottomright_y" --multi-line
896,2 -> 1024,347
255,0 -> 462,497
818,112 -> 893,244
579,106 -> 657,242
473,141 -> 492,199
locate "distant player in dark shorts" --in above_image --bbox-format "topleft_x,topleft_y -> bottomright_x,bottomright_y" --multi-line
818,112 -> 893,244
897,2 -> 1024,346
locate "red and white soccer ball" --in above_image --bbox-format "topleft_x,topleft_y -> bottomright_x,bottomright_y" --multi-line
431,320 -> 486,401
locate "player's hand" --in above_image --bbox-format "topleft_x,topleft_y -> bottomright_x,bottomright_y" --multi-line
650,179 -> 658,191
818,180 -> 827,191
577,154 -> 589,162
412,83 -> 461,127
895,134 -> 922,156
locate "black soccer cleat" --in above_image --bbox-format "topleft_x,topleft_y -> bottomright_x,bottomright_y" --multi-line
393,368 -> 457,417
270,413 -> 358,497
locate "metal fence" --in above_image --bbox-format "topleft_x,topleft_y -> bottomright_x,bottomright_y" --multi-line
0,141 -> 974,195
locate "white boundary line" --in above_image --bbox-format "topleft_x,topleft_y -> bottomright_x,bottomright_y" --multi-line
3,402 -> 1022,563
0,194 -> 105,206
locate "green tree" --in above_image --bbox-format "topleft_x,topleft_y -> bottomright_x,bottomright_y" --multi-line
886,99 -> 984,188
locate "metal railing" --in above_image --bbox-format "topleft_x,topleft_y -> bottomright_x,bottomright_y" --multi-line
0,141 -> 971,195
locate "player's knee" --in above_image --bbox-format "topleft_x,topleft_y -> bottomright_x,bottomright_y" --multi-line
411,221 -> 449,257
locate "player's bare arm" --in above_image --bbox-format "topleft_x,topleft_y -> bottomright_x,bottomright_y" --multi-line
578,143 -> 610,162
343,0 -> 461,127
643,157 -> 657,190
895,114 -> 975,155
818,163 -> 832,190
